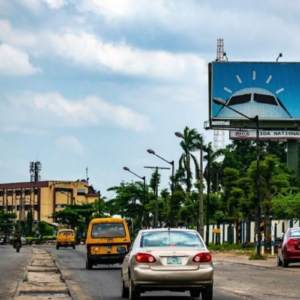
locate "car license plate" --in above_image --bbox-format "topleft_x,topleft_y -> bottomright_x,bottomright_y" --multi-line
106,246 -> 112,251
167,257 -> 181,264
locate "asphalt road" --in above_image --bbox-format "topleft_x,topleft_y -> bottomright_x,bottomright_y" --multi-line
0,245 -> 32,300
41,244 -> 290,300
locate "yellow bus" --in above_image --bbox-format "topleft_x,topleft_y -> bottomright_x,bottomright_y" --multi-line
85,217 -> 131,269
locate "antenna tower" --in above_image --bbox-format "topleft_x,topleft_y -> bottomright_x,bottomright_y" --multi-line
30,161 -> 42,182
213,39 -> 226,150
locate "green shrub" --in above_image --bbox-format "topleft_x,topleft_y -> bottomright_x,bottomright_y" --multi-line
208,242 -> 255,252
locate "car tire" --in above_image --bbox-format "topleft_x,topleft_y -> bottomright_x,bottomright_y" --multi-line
129,278 -> 140,300
86,258 -> 93,270
282,257 -> 289,268
121,277 -> 129,298
277,256 -> 282,267
202,286 -> 213,300
190,290 -> 201,298
56,245 -> 59,250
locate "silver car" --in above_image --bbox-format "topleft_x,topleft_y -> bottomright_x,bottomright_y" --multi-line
121,228 -> 213,300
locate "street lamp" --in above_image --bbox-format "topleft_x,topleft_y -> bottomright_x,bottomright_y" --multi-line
144,166 -> 170,228
147,149 -> 175,226
175,132 -> 205,239
213,97 -> 261,256
123,167 -> 147,229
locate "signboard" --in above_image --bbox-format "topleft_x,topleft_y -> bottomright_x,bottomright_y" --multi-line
230,130 -> 300,140
212,228 -> 221,234
209,62 -> 300,129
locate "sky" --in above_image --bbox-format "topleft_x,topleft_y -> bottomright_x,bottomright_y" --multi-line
1,0 -> 300,199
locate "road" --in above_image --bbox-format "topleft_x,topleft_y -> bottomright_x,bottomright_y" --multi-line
42,245 -> 300,300
0,245 -> 32,300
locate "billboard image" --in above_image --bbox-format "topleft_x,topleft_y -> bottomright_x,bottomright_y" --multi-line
210,62 -> 300,124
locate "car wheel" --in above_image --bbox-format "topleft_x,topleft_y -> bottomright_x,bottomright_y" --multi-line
277,256 -> 282,267
56,245 -> 59,250
282,257 -> 289,268
129,278 -> 140,300
190,290 -> 200,298
121,277 -> 129,298
202,286 -> 213,300
86,258 -> 93,270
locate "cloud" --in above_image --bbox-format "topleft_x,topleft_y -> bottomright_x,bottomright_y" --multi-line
0,93 -> 151,132
0,44 -> 41,76
43,0 -> 68,9
0,19 -> 37,49
55,136 -> 85,155
48,31 -> 206,84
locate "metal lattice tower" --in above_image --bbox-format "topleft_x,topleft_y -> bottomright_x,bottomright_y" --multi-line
213,39 -> 226,150
30,161 -> 42,182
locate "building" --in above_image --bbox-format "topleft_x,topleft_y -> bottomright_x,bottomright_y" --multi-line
0,180 -> 99,223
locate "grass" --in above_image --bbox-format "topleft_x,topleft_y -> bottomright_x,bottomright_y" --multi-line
208,242 -> 255,252
249,254 -> 267,260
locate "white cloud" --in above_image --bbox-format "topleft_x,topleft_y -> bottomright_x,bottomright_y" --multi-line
0,93 -> 151,132
43,0 -> 68,9
48,31 -> 206,84
0,44 -> 41,76
55,136 -> 85,155
18,0 -> 44,13
0,19 -> 37,49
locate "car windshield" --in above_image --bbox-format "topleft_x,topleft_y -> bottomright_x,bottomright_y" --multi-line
91,223 -> 125,238
290,229 -> 300,238
141,231 -> 204,248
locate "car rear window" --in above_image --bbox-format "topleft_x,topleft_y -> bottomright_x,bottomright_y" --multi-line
290,229 -> 300,238
91,223 -> 125,238
59,230 -> 73,236
141,231 -> 204,248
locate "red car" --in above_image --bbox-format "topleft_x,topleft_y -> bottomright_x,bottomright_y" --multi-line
277,227 -> 300,268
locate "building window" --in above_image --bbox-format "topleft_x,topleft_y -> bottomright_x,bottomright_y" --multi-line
77,189 -> 85,196
6,190 -> 12,196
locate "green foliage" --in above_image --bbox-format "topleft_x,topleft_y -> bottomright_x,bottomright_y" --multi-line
51,203 -> 95,230
249,254 -> 267,260
0,211 -> 17,236
272,192 -> 300,219
37,221 -> 54,237
26,210 -> 33,237
208,242 -> 251,251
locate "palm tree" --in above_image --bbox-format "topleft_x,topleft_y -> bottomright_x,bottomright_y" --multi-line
177,126 -> 203,192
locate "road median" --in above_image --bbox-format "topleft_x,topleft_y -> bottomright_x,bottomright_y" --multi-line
14,247 -> 72,300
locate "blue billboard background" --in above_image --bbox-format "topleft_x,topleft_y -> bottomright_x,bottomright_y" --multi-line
211,62 -> 300,120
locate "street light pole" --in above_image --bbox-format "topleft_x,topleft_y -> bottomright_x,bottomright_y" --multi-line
206,146 -> 211,246
123,167 -> 147,228
147,149 -> 175,226
213,98 -> 261,255
144,166 -> 170,228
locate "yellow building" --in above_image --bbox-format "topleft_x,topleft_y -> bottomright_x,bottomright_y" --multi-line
0,180 -> 99,223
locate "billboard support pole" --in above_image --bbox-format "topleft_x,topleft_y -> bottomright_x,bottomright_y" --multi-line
213,98 -> 262,256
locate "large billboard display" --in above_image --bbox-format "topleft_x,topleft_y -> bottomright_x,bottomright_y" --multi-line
209,62 -> 300,129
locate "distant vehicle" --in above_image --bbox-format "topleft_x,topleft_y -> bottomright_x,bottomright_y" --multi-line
85,217 -> 131,269
0,237 -> 5,244
21,237 -> 27,245
56,229 -> 76,250
277,227 -> 300,268
214,88 -> 292,119
121,228 -> 214,300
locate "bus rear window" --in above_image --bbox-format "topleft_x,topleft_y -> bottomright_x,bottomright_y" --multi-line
91,223 -> 125,238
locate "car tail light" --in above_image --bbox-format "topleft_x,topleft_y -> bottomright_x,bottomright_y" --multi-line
287,239 -> 298,246
135,253 -> 156,263
192,252 -> 212,263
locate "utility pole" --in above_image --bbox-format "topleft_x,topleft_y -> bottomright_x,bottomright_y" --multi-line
144,166 -> 170,228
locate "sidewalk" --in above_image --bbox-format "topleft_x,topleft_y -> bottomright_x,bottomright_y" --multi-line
211,251 -> 277,268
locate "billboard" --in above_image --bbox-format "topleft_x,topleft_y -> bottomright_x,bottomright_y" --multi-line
209,62 -> 300,129
230,129 -> 300,140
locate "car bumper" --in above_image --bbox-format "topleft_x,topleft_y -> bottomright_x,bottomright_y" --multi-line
131,265 -> 213,289
88,253 -> 125,264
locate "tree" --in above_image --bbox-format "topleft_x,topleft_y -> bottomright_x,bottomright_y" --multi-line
26,210 -> 33,237
51,203 -> 95,231
37,221 -> 54,237
0,211 -> 17,241
177,126 -> 202,192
